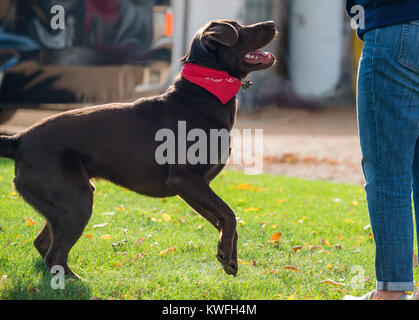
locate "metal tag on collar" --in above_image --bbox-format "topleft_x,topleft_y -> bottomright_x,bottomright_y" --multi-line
241,79 -> 253,90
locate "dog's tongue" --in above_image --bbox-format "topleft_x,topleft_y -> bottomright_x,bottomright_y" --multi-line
244,49 -> 276,65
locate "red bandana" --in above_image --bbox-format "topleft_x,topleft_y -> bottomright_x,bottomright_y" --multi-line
181,63 -> 241,104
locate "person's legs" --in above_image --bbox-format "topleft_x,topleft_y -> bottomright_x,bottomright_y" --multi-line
357,22 -> 419,298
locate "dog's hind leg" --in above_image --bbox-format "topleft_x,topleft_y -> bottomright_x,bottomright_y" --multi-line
15,160 -> 93,279
33,222 -> 51,258
43,199 -> 92,279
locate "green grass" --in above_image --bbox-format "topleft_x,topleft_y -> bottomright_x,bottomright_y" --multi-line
0,158 -> 417,300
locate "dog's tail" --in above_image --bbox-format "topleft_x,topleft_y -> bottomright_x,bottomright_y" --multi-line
0,135 -> 18,160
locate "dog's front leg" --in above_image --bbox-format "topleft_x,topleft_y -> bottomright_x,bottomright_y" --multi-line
165,169 -> 238,276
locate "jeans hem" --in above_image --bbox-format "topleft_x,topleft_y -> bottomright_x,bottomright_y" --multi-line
377,281 -> 415,291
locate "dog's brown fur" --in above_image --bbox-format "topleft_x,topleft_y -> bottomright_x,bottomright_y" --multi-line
0,20 -> 276,278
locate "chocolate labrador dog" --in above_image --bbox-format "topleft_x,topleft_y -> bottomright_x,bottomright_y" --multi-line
0,20 -> 276,278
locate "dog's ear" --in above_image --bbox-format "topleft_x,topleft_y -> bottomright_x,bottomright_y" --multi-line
201,22 -> 239,49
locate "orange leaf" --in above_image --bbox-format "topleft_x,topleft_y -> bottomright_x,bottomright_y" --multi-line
159,246 -> 176,256
237,183 -> 250,189
270,232 -> 282,243
136,237 -> 146,245
99,234 -> 112,240
292,245 -> 303,252
282,265 -> 300,272
24,218 -> 36,226
321,238 -> 331,246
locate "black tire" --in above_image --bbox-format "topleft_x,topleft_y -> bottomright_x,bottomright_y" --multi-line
0,109 -> 17,124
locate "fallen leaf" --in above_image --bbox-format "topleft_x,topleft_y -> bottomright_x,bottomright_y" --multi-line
237,183 -> 250,189
270,232 -> 282,243
311,245 -> 322,250
245,207 -> 260,212
282,153 -> 299,164
238,259 -> 250,265
162,214 -> 171,222
112,240 -> 127,247
99,234 -> 112,240
116,205 -> 126,211
292,245 -> 303,252
282,265 -> 300,272
24,218 -> 36,226
287,290 -> 298,300
92,222 -> 109,229
321,279 -> 345,287
159,246 -> 176,256
321,238 -> 331,246
136,237 -> 146,245
414,252 -> 418,267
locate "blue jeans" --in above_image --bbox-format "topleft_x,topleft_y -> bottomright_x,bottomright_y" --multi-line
357,21 -> 419,292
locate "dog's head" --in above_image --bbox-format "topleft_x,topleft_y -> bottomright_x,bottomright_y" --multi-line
181,20 -> 277,79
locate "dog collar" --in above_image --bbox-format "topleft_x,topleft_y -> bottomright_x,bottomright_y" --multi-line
181,63 -> 241,104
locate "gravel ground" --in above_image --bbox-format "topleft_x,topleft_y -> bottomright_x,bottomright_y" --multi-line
0,104 -> 365,185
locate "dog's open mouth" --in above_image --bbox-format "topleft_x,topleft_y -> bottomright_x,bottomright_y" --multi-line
244,49 -> 276,65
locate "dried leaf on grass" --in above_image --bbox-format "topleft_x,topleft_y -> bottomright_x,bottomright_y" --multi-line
159,246 -> 176,256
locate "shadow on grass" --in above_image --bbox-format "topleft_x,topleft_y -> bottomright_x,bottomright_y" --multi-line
1,259 -> 92,300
